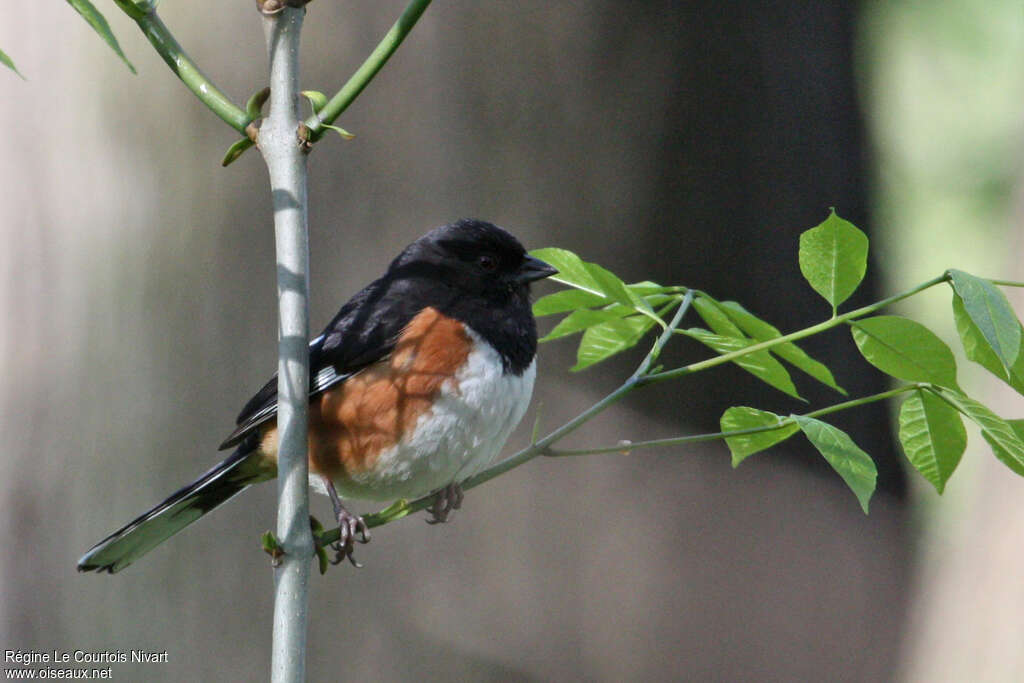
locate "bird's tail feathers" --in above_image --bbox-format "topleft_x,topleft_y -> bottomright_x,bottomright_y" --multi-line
77,441 -> 273,574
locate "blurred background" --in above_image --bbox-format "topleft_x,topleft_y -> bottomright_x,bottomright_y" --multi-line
3,1 -> 1023,680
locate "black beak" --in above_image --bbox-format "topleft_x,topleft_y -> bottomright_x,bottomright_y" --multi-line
516,255 -> 558,284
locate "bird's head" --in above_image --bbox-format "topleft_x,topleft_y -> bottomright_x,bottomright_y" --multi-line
391,219 -> 557,301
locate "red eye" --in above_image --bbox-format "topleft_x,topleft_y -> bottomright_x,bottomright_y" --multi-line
478,254 -> 498,271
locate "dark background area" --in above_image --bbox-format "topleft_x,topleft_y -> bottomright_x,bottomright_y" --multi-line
13,1 -> 1023,680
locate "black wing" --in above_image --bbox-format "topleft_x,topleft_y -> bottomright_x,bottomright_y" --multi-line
218,273 -> 429,450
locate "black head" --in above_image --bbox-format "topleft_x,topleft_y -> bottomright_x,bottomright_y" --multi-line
389,219 -> 557,301
386,219 -> 556,374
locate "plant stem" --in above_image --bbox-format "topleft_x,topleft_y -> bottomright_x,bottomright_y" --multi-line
547,383 -> 926,457
224,0 -> 434,165
304,0 -> 433,141
260,8 -> 313,683
640,273 -> 951,386
127,10 -> 250,133
802,383 -> 923,419
546,428 -> 774,456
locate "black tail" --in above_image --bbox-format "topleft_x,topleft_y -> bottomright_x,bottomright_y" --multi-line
77,443 -> 273,574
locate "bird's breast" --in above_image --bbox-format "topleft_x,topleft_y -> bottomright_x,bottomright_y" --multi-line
257,307 -> 536,501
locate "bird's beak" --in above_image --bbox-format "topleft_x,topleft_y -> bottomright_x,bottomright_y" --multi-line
516,255 -> 558,284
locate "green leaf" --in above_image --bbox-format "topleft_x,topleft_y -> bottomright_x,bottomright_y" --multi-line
321,123 -> 355,140
693,296 -> 745,338
681,328 -> 802,399
948,270 -> 1021,371
720,407 -> 799,466
798,209 -> 869,314
931,387 -> 1024,476
792,415 -> 877,514
309,516 -> 330,575
66,0 -> 137,74
952,293 -> 1024,396
718,300 -> 846,395
850,316 -> 959,389
628,281 -> 678,296
245,87 -> 271,119
533,285 -> 677,319
692,297 -> 812,399
897,389 -> 966,493
316,546 -> 329,575
0,48 -> 25,79
533,289 -> 609,316
589,263 -> 654,314
572,315 -> 655,371
300,90 -> 329,112
530,248 -> 598,291
221,138 -> 253,167
633,293 -> 677,310
111,0 -> 153,20
300,91 -> 355,139
983,419 -> 1024,478
529,248 -> 660,325
540,308 -> 630,341
260,530 -> 284,564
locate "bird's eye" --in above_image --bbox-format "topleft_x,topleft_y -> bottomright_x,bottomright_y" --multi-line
477,254 -> 498,271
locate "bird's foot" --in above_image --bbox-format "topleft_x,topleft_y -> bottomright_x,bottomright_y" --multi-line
329,508 -> 370,568
324,478 -> 370,568
426,482 -> 464,524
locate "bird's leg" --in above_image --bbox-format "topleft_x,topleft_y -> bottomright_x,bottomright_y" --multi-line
324,477 -> 370,567
426,482 -> 464,524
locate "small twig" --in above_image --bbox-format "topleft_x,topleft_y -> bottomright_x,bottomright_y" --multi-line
546,383 -> 928,457
116,6 -> 250,133
223,0 -> 434,164
303,0 -> 433,142
639,273 -> 952,387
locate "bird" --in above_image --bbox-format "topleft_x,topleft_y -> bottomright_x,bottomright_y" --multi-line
77,219 -> 557,573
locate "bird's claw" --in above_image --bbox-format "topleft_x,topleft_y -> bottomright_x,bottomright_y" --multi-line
328,509 -> 370,568
323,475 -> 370,568
426,482 -> 464,524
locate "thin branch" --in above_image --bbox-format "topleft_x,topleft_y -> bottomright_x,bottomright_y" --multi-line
259,7 -> 313,683
801,383 -> 926,419
639,273 -> 952,386
548,430 -> 766,457
303,0 -> 433,141
223,0 -> 433,165
546,383 -> 927,457
118,6 -> 250,133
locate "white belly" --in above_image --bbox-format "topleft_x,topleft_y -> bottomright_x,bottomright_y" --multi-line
312,333 -> 536,502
